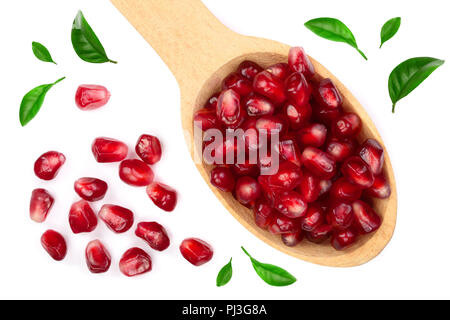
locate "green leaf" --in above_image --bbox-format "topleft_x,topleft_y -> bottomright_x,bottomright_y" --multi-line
389,57 -> 444,113
32,42 -> 57,64
241,247 -> 296,287
19,77 -> 66,126
216,258 -> 233,287
380,17 -> 401,48
304,17 -> 367,60
71,10 -> 117,64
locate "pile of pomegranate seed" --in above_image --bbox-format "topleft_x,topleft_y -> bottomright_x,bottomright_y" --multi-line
31,131 -> 213,276
196,46 -> 391,251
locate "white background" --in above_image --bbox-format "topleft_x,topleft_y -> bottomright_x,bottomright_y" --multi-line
0,0 -> 449,300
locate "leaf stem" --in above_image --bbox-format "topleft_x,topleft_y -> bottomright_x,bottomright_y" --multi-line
357,49 -> 368,60
108,59 -> 118,64
241,246 -> 251,259
392,104 -> 396,113
53,76 -> 66,85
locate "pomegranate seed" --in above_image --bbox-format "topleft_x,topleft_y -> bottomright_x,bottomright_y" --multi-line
301,205 -> 324,232
312,104 -> 342,126
41,230 -> 67,261
244,93 -> 275,117
135,134 -> 162,165
85,240 -> 111,274
180,238 -> 213,266
297,123 -> 327,147
253,71 -> 286,104
332,113 -> 362,138
92,137 -> 128,163
319,179 -> 333,196
75,84 -> 111,110
268,213 -> 299,234
298,170 -> 321,203
255,115 -> 285,137
210,166 -> 236,192
366,174 -> 391,199
285,72 -> 311,108
326,137 -> 357,162
330,177 -> 362,202
327,201 -> 354,229
253,200 -> 275,229
207,134 -> 245,165
119,159 -> 154,187
266,63 -> 291,80
306,224 -> 333,243
331,228 -> 357,250
283,101 -> 312,130
258,161 -> 302,192
146,182 -> 177,212
352,200 -> 381,234
301,147 -> 336,179
358,139 -> 385,175
223,72 -> 253,96
216,89 -> 245,129
288,47 -> 315,79
135,222 -> 170,251
204,93 -> 219,109
30,188 -> 54,223
69,200 -> 98,234
275,191 -> 308,218
232,161 -> 259,177
99,204 -> 134,233
257,150 -> 278,173
235,176 -> 261,205
238,60 -> 263,80
242,118 -> 260,151
341,156 -> 375,188
278,135 -> 302,167
34,151 -> 66,180
281,231 -> 304,247
119,247 -> 152,277
74,177 -> 108,202
313,78 -> 342,109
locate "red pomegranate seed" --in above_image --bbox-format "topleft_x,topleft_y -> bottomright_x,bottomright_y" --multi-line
242,118 -> 260,151
297,123 -> 327,147
69,200 -> 98,234
326,137 -> 357,162
253,71 -> 286,104
85,240 -> 111,274
119,159 -> 154,187
312,104 -> 342,126
278,135 -> 302,167
319,179 -> 333,196
330,177 -> 362,202
223,73 -> 253,96
41,230 -> 67,261
238,60 -> 263,80
266,63 -> 291,80
268,213 -> 299,234
333,113 -> 362,138
358,139 -> 385,175
281,231 -> 304,247
301,147 -> 336,179
327,201 -> 354,230
341,156 -> 375,188
180,238 -> 213,266
352,200 -> 381,234
204,93 -> 219,109
244,93 -> 275,117
235,176 -> 261,205
306,224 -> 333,243
34,151 -> 66,181
210,166 -> 235,192
135,222 -> 170,251
275,191 -> 308,218
298,170 -> 321,203
99,204 -> 134,233
92,137 -> 128,163
366,174 -> 391,199
313,78 -> 342,109
74,177 -> 108,202
135,134 -> 162,165
253,200 -> 275,229
285,72 -> 311,108
283,101 -> 312,130
232,160 -> 259,177
288,47 -> 315,79
75,84 -> 110,110
207,135 -> 245,165
255,115 -> 285,137
258,161 -> 302,192
119,247 -> 152,277
216,89 -> 245,129
30,188 -> 54,223
146,182 -> 178,212
257,150 -> 278,173
331,228 -> 357,250
301,205 -> 324,232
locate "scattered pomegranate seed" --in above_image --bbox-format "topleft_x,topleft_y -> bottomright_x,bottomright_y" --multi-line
146,182 -> 177,212
301,205 -> 324,232
281,231 -> 304,247
180,238 -> 213,266
85,240 -> 111,274
358,139 -> 385,175
41,230 -> 67,261
330,177 -> 362,202
331,228 -> 357,250
275,191 -> 308,218
327,201 -> 354,230
266,63 -> 291,80
341,156 -> 375,188
119,159 -> 154,187
74,177 -> 108,202
313,78 -> 342,109
285,72 -> 311,108
333,113 -> 362,138
288,47 -> 315,79
306,224 -> 333,243
244,93 -> 275,117
326,137 -> 356,162
352,200 -> 381,234
301,147 -> 336,179
92,137 -> 128,163
238,60 -> 263,80
210,166 -> 235,192
69,200 -> 98,234
223,73 -> 253,96
99,204 -> 134,233
297,123 -> 327,147
235,176 -> 262,205
135,222 -> 170,251
253,200 -> 275,229
30,188 -> 54,223
75,84 -> 111,110
253,71 -> 286,104
34,151 -> 66,180
283,101 -> 312,130
216,89 -> 245,129
298,170 -> 321,203
135,134 -> 162,165
119,247 -> 152,277
366,174 -> 391,199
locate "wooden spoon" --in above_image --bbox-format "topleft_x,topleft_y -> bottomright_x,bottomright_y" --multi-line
110,0 -> 397,267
